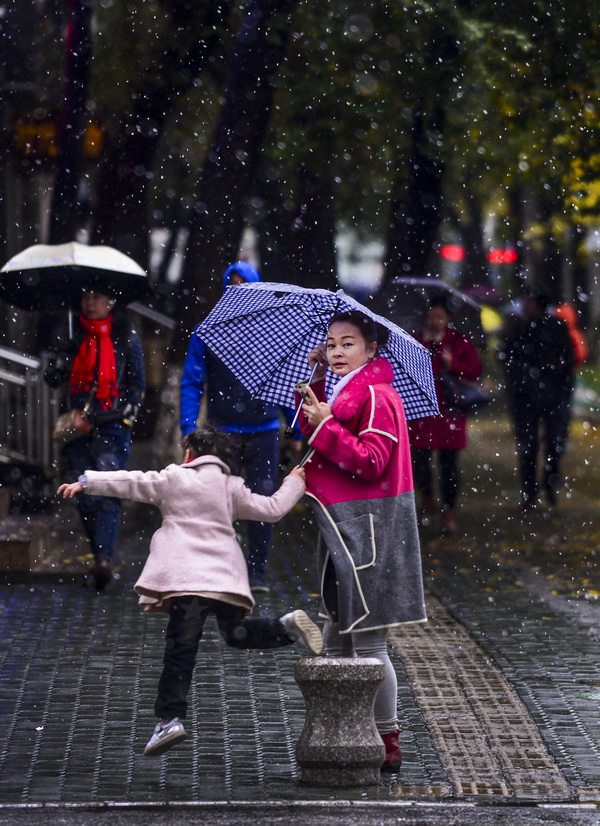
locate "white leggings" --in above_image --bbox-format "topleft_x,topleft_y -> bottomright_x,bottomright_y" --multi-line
323,621 -> 398,734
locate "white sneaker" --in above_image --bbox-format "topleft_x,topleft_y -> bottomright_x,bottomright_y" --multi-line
280,610 -> 323,654
144,717 -> 187,756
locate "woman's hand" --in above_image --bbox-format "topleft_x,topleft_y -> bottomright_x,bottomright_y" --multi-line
302,384 -> 332,427
57,482 -> 83,499
307,343 -> 328,381
289,465 -> 306,482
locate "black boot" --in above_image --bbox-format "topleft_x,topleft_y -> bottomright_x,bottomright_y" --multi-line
93,554 -> 112,591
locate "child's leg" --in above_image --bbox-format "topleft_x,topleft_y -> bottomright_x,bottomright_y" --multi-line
154,597 -> 210,720
214,602 -> 293,649
213,600 -> 322,653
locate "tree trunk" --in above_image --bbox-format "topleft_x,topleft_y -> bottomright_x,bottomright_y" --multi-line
534,188 -> 563,303
568,222 -> 589,327
255,130 -> 337,289
286,160 -> 337,289
177,0 -> 299,349
460,191 -> 487,289
49,0 -> 92,244
383,105 -> 445,283
254,174 -> 297,282
90,4 -> 229,267
506,183 -> 527,294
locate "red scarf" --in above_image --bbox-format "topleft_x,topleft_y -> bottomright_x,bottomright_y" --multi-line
69,315 -> 119,410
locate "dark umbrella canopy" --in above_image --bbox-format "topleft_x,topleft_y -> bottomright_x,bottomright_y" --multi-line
368,277 -> 486,349
0,242 -> 153,310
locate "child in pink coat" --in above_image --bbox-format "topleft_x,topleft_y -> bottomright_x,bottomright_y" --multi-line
57,425 -> 322,757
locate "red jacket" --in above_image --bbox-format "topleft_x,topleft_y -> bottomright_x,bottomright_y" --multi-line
297,357 -> 414,506
296,357 -> 426,631
408,328 -> 482,451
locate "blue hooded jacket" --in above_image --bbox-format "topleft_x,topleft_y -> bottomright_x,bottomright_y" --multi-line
180,263 -> 298,436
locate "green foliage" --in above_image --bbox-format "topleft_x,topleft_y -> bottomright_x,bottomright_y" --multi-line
25,0 -> 600,252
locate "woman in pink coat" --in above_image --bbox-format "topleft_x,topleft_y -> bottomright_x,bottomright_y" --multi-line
57,425 -> 322,758
297,310 -> 426,772
408,298 -> 483,535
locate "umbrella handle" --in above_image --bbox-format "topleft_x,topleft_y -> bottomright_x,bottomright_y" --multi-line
285,362 -> 320,436
297,448 -> 314,468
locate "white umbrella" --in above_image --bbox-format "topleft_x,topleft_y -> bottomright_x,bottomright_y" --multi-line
0,242 -> 153,310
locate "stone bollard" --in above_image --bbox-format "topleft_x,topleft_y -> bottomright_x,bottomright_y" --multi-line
294,657 -> 385,787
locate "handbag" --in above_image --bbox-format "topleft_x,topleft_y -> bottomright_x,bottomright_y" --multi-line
442,371 -> 492,413
52,406 -> 94,444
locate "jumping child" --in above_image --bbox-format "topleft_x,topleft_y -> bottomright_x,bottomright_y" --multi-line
57,424 -> 322,756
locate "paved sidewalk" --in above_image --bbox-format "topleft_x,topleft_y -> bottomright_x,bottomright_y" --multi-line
0,415 -> 599,822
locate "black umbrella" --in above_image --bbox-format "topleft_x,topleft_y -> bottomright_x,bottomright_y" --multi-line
0,242 -> 153,310
367,277 -> 486,349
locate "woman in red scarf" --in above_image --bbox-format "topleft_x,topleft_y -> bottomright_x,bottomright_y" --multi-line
45,290 -> 145,589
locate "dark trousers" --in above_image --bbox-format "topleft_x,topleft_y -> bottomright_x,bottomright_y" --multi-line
155,595 -> 293,720
229,430 -> 279,576
63,422 -> 131,559
511,395 -> 571,505
412,448 -> 460,510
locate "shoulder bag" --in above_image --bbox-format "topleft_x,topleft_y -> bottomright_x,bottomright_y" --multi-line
442,371 -> 492,414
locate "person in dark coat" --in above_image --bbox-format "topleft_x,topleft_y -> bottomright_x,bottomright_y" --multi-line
499,290 -> 574,513
45,290 -> 145,589
180,262 -> 302,593
408,298 -> 482,535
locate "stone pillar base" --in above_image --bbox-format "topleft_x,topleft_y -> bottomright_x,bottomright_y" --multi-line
299,766 -> 381,788
294,656 -> 385,787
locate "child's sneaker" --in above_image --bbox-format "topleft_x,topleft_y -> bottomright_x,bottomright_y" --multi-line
144,717 -> 187,756
280,610 -> 323,654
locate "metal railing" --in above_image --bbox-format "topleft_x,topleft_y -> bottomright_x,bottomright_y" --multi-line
0,345 -> 59,471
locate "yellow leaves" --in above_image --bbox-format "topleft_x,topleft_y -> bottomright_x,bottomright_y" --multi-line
564,153 -> 600,221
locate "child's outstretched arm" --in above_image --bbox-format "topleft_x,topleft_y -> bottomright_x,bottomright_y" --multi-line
232,466 -> 305,523
57,467 -> 176,507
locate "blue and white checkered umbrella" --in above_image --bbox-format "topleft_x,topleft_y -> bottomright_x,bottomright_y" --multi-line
196,282 -> 439,420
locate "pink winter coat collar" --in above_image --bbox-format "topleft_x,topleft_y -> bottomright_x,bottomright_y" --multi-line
300,356 -> 414,507
330,357 -> 394,421
182,455 -> 231,472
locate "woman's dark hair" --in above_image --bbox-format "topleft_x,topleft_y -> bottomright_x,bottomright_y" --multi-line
428,296 -> 453,317
183,424 -> 236,469
328,310 -> 389,348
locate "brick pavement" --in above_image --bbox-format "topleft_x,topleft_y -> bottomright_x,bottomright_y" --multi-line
0,418 -> 599,813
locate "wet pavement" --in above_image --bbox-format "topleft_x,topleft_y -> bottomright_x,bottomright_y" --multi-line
0,414 -> 598,823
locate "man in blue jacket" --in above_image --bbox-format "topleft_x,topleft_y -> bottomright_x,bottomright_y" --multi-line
180,262 -> 302,592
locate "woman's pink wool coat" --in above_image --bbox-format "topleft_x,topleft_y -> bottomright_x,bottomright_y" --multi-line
83,456 -> 305,611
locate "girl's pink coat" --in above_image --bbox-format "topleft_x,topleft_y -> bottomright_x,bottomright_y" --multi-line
83,457 -> 304,611
297,357 -> 414,505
